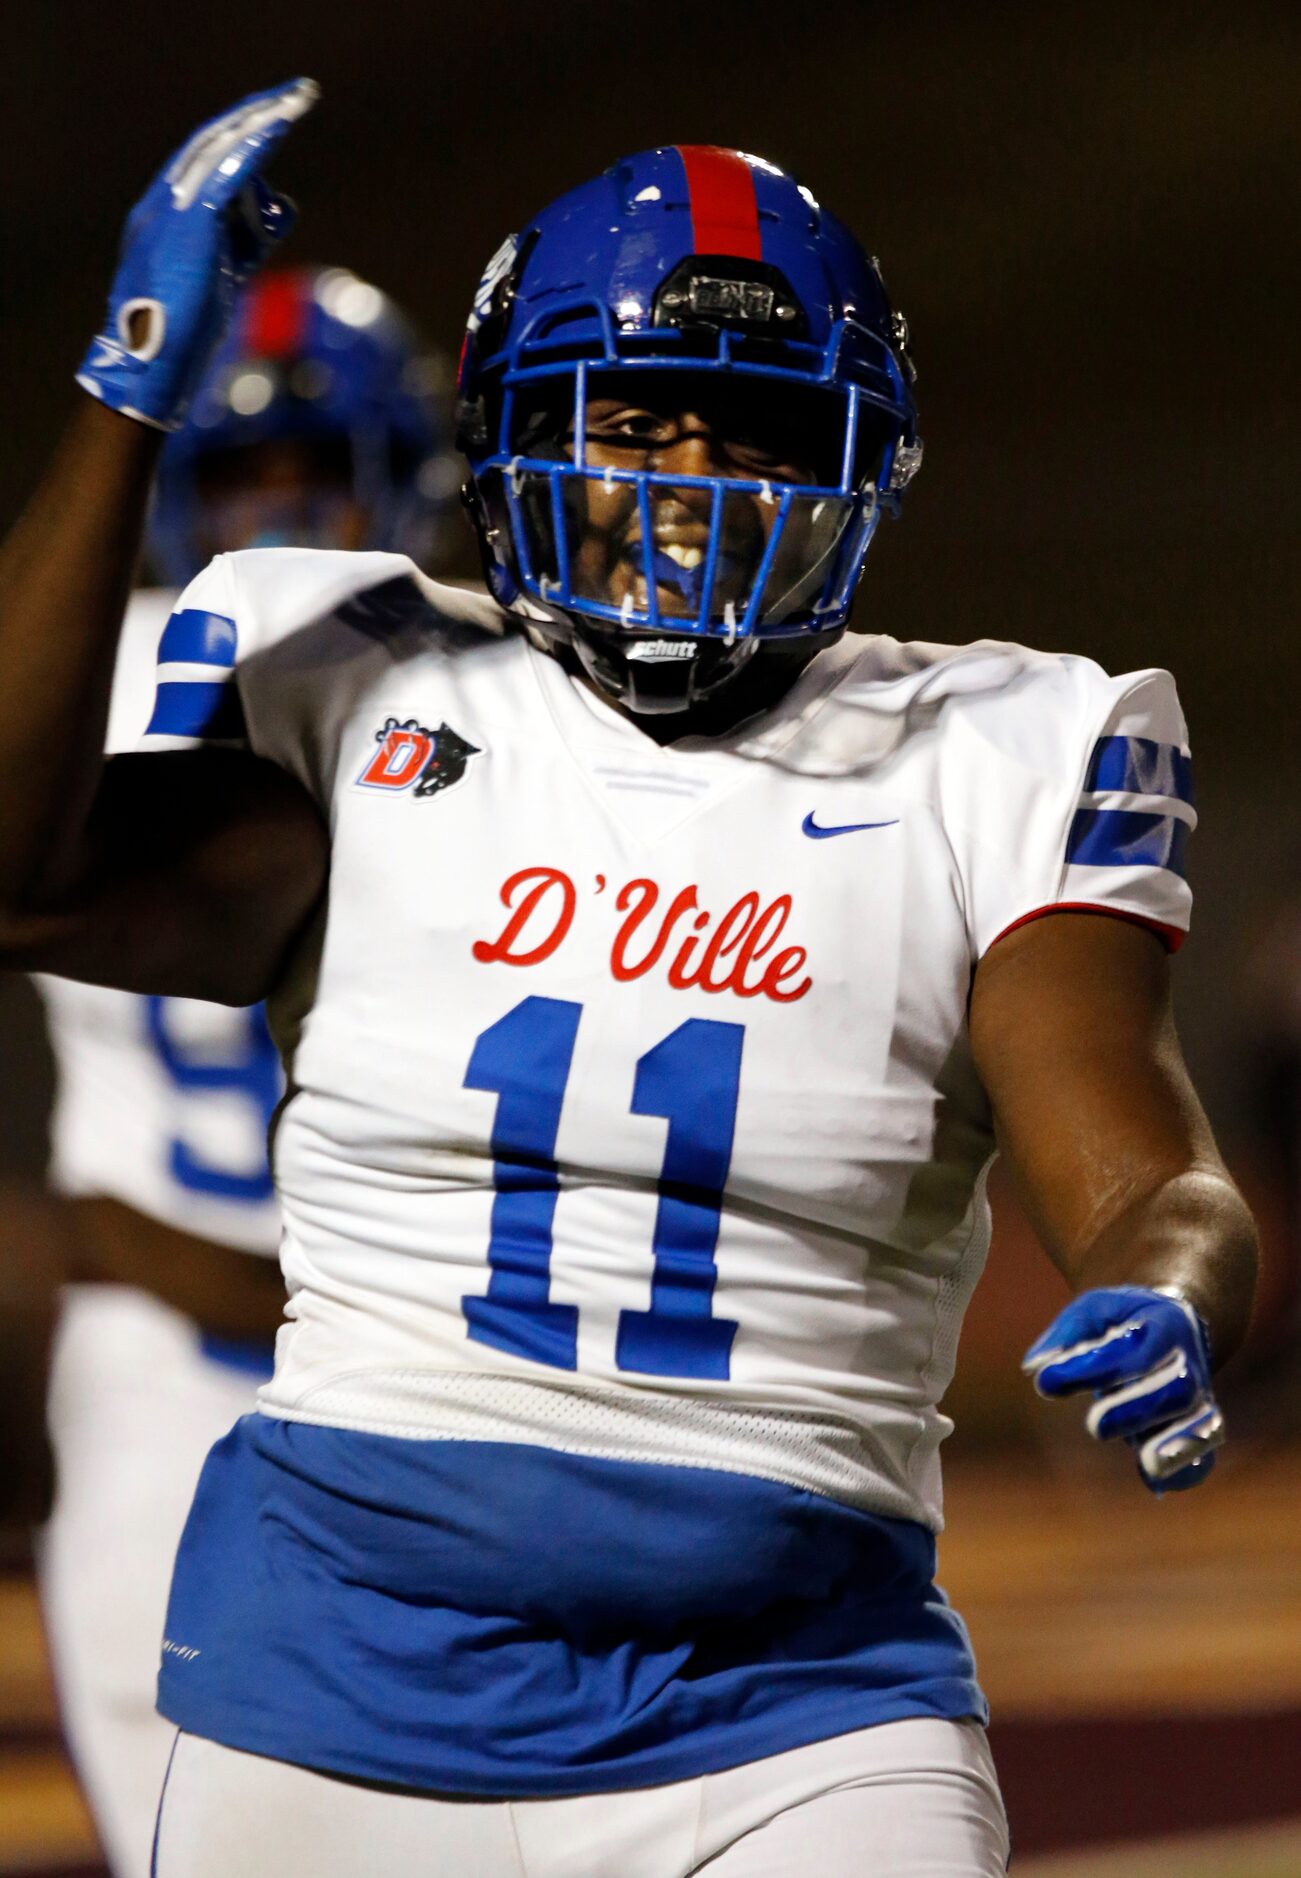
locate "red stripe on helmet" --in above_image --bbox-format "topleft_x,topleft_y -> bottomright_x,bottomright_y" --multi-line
242,271 -> 311,359
676,147 -> 763,261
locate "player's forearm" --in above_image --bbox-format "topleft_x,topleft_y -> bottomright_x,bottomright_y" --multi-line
0,81 -> 313,912
1056,1165 -> 1258,1369
0,1184 -> 73,1532
0,398 -> 160,903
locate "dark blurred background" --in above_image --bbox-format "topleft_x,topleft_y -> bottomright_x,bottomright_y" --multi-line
3,0 -> 1297,1146
1,3 -> 1299,1871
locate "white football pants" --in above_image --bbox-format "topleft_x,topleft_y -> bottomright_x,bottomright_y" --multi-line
38,1285 -> 263,1878
153,1718 -> 1010,1877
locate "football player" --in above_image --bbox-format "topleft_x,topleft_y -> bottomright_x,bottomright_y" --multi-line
27,258 -> 453,1878
0,84 -> 1257,1876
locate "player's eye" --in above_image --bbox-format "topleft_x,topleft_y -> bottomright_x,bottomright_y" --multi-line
583,408 -> 673,448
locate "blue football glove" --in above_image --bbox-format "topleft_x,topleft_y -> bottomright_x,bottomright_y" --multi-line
1022,1286 -> 1225,1494
76,78 -> 318,431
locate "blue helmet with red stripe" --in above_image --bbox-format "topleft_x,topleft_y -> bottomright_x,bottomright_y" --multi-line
149,267 -> 456,586
457,146 -> 920,710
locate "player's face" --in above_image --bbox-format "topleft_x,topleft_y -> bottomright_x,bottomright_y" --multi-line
191,437 -> 372,560
548,374 -> 846,624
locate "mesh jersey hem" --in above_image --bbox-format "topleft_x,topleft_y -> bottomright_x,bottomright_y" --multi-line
155,1681 -> 988,1800
985,899 -> 1186,957
255,1370 -> 934,1527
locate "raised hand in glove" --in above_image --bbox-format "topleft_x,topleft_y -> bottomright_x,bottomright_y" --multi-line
77,78 -> 318,431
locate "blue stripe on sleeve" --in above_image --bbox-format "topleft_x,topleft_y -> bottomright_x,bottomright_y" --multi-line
1083,735 -> 1194,806
158,608 -> 238,668
145,679 -> 246,740
1065,808 -> 1188,876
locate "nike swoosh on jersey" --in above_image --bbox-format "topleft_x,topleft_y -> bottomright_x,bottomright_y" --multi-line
801,813 -> 900,839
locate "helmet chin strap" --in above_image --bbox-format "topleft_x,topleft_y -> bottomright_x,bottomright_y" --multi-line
568,621 -> 760,717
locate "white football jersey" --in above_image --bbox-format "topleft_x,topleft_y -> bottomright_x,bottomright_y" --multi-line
140,548 -> 1194,1531
37,590 -> 282,1257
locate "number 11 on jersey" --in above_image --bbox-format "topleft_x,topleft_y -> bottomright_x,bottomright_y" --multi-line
462,997 -> 744,1381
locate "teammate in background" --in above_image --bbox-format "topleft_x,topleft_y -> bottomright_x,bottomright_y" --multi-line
28,261 -> 454,1878
0,85 -> 1257,1876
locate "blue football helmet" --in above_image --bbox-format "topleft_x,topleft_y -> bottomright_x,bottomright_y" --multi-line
458,145 -> 920,712
149,266 -> 456,586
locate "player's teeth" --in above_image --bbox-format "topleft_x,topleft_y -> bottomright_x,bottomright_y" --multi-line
662,544 -> 704,570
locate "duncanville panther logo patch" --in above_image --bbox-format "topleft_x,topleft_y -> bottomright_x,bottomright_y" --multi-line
356,716 -> 483,798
